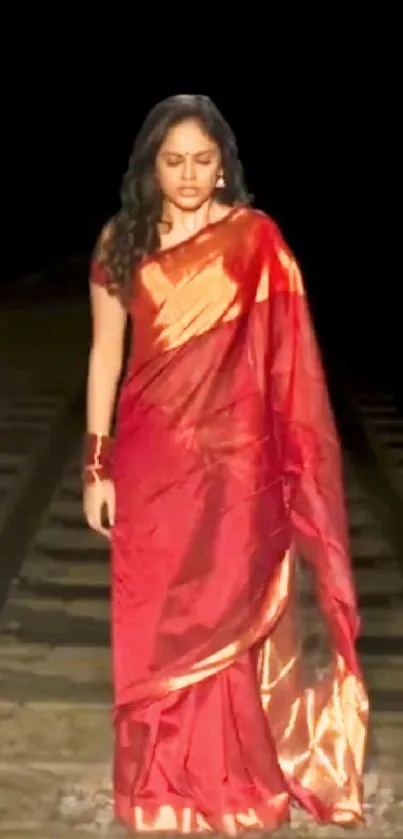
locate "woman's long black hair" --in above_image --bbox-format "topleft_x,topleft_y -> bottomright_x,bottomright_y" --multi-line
96,94 -> 251,297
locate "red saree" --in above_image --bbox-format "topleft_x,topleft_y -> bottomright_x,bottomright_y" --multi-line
90,206 -> 369,834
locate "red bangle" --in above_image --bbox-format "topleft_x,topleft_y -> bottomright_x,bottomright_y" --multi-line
82,433 -> 113,485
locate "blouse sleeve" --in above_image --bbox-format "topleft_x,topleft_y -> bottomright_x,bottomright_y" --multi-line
89,255 -> 109,287
89,220 -> 114,288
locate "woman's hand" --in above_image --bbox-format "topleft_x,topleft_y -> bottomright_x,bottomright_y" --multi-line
83,479 -> 115,539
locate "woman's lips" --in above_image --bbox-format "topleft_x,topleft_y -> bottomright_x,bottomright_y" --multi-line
178,187 -> 199,195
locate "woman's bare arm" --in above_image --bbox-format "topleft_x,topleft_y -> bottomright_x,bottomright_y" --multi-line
86,269 -> 127,436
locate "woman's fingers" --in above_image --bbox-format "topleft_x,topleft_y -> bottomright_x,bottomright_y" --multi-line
83,481 -> 114,539
105,482 -> 116,527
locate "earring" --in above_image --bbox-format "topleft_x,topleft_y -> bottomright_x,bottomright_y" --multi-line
216,173 -> 225,189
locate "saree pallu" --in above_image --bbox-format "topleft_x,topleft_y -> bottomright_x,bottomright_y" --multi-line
90,207 -> 369,834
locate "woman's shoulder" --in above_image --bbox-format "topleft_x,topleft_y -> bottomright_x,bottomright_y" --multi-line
89,219 -> 118,289
237,206 -> 285,248
239,206 -> 281,235
93,218 -> 116,262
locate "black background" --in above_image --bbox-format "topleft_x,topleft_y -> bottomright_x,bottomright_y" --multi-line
2,28 -> 398,391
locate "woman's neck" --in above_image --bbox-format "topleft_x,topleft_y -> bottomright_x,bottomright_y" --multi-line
161,200 -> 219,236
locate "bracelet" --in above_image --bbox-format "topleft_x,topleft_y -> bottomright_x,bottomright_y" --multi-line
82,432 -> 114,485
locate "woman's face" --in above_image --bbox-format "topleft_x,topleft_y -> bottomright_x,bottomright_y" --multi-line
156,118 -> 222,212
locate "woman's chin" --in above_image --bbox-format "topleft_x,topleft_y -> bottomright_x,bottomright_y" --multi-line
172,192 -> 208,211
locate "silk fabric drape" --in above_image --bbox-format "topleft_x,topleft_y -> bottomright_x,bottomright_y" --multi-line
90,207 -> 369,833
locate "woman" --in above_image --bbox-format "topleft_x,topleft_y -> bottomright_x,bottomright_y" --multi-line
83,94 -> 369,834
